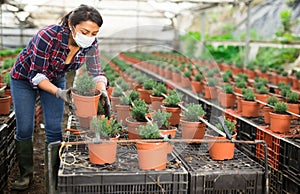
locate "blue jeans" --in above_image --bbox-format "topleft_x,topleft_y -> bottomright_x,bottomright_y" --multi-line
11,77 -> 66,143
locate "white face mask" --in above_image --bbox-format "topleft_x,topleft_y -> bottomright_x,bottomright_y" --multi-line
71,26 -> 96,48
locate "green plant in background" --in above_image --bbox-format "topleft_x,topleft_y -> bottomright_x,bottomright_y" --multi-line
235,79 -> 247,89
242,89 -> 255,101
273,102 -> 288,114
91,117 -> 122,139
224,70 -> 233,78
295,71 -> 300,79
206,69 -> 215,78
135,74 -> 148,85
163,90 -> 182,107
2,58 -> 15,70
183,71 -> 191,78
221,73 -> 230,83
223,83 -> 234,94
194,73 -> 204,82
151,83 -> 167,97
143,79 -> 156,90
130,99 -> 149,122
236,73 -> 248,82
260,64 -> 269,73
286,91 -> 299,103
267,96 -> 279,106
120,95 -> 130,105
246,60 -> 256,71
111,87 -> 124,97
129,90 -> 140,103
278,83 -> 291,97
182,103 -> 206,122
138,122 -> 160,139
152,110 -> 171,129
2,73 -> 10,88
74,73 -> 96,96
207,78 -> 217,87
256,86 -> 269,94
215,116 -> 236,135
275,10 -> 297,43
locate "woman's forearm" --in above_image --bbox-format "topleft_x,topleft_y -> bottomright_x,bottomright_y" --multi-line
38,79 -> 58,95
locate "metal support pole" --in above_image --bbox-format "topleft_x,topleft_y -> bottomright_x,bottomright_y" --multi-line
244,1 -> 252,66
200,12 -> 206,54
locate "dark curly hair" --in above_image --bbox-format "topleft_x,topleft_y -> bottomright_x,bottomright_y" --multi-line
60,4 -> 103,27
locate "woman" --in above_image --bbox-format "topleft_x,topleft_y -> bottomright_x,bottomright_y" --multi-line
10,4 -> 109,192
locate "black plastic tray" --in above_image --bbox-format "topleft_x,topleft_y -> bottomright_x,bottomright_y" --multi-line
173,142 -> 264,194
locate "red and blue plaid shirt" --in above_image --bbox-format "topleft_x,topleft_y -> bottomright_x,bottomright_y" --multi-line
10,24 -> 105,88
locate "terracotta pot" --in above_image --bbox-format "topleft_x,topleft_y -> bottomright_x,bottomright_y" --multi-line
136,141 -> 168,170
231,66 -> 243,76
107,87 -> 114,100
219,93 -> 236,108
0,95 -> 11,115
269,112 -> 291,133
236,96 -> 243,113
78,116 -> 93,129
72,91 -> 100,118
159,126 -> 177,138
181,120 -> 206,144
138,88 -> 151,104
208,133 -> 237,160
4,89 -> 12,105
181,76 -> 191,88
110,96 -> 121,113
172,72 -> 181,83
150,95 -> 164,111
115,105 -> 130,124
291,77 -> 298,90
277,76 -> 290,85
234,87 -> 243,95
244,69 -> 256,79
255,94 -> 269,108
164,69 -> 172,79
263,106 -> 273,124
204,85 -> 217,99
241,100 -> 259,117
191,81 -> 203,93
88,138 -> 118,165
161,105 -> 181,126
158,67 -> 164,77
287,103 -> 300,120
126,117 -> 147,139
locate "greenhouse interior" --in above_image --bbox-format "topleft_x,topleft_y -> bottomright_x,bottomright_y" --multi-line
0,0 -> 300,193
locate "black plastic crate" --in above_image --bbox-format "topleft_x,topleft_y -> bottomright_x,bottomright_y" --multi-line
280,137 -> 300,179
0,124 -> 8,148
268,166 -> 283,194
173,143 -> 264,194
58,144 -> 188,194
236,119 -> 257,159
282,171 -> 300,194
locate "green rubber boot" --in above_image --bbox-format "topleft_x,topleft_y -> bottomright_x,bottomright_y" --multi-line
45,142 -> 60,194
11,139 -> 34,190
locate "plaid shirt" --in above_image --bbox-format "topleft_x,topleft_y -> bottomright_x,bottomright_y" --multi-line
10,24 -> 106,88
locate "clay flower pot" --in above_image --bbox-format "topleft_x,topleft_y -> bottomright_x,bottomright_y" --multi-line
204,85 -> 217,99
136,141 -> 169,170
191,81 -> 203,93
208,133 -> 237,160
72,91 -> 100,118
287,103 -> 300,120
263,106 -> 273,124
241,100 -> 259,117
137,88 -> 151,104
159,126 -> 177,138
269,112 -> 291,133
255,94 -> 269,108
115,104 -> 130,124
150,95 -> 164,111
180,120 -> 206,144
161,105 -> 181,126
0,95 -> 11,115
126,117 -> 147,139
111,96 -> 121,113
219,93 -> 236,108
88,138 -> 118,165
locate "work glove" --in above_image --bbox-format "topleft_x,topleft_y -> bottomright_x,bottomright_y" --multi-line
99,89 -> 112,118
55,88 -> 72,104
